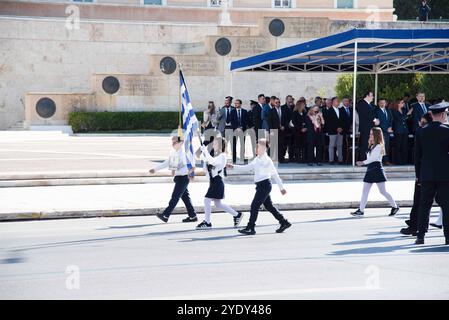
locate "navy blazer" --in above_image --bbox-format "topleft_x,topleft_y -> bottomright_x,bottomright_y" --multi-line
392,109 -> 409,135
375,107 -> 393,133
231,108 -> 248,131
411,102 -> 430,132
356,99 -> 376,134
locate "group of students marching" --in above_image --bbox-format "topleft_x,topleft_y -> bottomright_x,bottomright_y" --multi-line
150,100 -> 449,244
149,135 -> 291,235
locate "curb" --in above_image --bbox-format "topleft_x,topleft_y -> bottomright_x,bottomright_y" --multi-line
0,200 -> 416,222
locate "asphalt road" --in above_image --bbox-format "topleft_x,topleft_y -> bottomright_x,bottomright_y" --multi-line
1,208 -> 448,300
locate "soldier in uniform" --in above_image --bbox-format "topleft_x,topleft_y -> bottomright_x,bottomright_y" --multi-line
414,102 -> 449,245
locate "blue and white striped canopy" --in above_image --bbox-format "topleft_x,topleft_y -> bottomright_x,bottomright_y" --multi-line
230,28 -> 449,74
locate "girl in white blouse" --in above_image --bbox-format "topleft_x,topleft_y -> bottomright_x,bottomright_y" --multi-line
196,137 -> 243,229
351,127 -> 399,217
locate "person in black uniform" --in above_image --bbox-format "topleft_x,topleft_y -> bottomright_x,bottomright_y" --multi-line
414,102 -> 449,245
400,112 -> 433,236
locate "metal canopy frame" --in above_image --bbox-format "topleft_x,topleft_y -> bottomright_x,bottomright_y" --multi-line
229,28 -> 449,166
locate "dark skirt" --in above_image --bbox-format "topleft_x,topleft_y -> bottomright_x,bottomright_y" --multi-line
363,161 -> 387,183
205,175 -> 225,199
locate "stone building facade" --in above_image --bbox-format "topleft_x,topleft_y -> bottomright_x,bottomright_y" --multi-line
0,0 -> 399,129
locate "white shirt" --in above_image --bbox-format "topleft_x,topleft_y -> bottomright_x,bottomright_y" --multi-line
363,144 -> 383,165
153,148 -> 189,176
232,153 -> 284,190
200,145 -> 226,178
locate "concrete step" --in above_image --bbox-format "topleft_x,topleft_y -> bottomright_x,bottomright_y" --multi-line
0,166 -> 416,187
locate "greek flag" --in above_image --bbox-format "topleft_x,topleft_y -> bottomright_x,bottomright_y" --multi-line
180,70 -> 199,170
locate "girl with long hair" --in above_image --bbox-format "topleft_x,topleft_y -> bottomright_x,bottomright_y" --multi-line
196,136 -> 243,229
351,127 -> 400,217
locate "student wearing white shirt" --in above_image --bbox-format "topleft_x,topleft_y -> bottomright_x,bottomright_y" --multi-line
149,136 -> 198,223
196,137 -> 243,229
227,139 -> 291,235
351,127 -> 400,217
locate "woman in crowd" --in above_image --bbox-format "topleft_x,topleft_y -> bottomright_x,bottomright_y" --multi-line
201,101 -> 219,156
391,99 -> 412,165
351,127 -> 400,217
292,100 -> 308,163
305,106 -> 325,166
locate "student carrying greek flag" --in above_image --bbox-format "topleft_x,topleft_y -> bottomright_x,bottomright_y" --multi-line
196,135 -> 243,229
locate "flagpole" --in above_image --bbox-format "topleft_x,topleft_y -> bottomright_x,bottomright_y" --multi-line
178,63 -> 183,139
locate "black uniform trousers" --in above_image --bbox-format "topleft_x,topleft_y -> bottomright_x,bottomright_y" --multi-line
407,181 -> 422,231
248,179 -> 286,228
394,133 -> 409,165
417,181 -> 449,239
359,130 -> 370,161
162,175 -> 196,218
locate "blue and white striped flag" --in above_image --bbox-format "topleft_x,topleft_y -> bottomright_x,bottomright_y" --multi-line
180,70 -> 199,171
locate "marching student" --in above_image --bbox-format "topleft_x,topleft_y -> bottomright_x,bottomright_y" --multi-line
149,135 -> 198,223
227,138 -> 291,235
196,136 -> 243,229
351,127 -> 400,217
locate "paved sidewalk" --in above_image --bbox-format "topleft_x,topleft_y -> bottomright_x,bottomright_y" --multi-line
0,179 -> 416,221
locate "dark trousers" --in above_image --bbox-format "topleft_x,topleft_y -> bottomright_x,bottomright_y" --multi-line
382,131 -> 390,162
394,133 -> 408,165
248,179 -> 286,228
232,133 -> 245,163
162,175 -> 196,218
359,131 -> 369,161
307,131 -> 324,163
417,181 -> 449,239
407,181 -> 422,230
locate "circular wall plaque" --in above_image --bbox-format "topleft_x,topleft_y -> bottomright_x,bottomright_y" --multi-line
160,56 -> 177,74
269,19 -> 285,37
102,76 -> 120,94
36,97 -> 56,119
215,37 -> 232,56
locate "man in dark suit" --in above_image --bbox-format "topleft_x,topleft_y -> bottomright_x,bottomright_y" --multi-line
375,98 -> 393,164
324,97 -> 346,164
414,102 -> 449,245
269,97 -> 292,163
356,91 -> 379,161
252,94 -> 264,141
217,96 -> 234,136
411,91 -> 430,133
231,99 -> 248,164
340,96 -> 353,163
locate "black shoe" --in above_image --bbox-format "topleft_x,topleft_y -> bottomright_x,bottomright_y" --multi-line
350,209 -> 364,217
329,162 -> 336,165
156,213 -> 169,223
389,206 -> 400,216
233,211 -> 244,227
446,239 -> 449,245
415,237 -> 425,245
182,216 -> 198,223
307,163 -> 314,166
238,226 -> 256,235
400,227 -> 417,236
316,163 -> 323,166
196,221 -> 212,230
276,220 -> 292,233
430,223 -> 443,229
